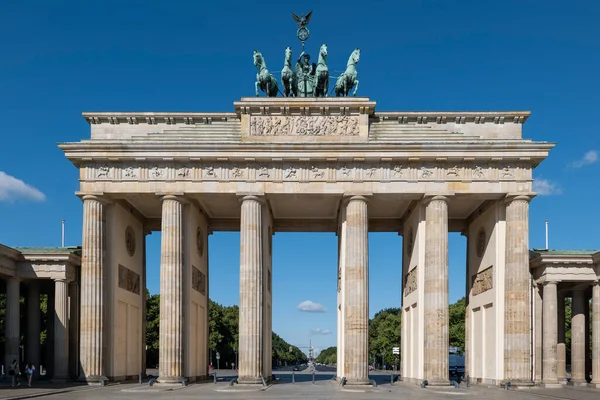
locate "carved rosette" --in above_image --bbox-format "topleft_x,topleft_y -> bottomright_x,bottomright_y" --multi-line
472,266 -> 493,296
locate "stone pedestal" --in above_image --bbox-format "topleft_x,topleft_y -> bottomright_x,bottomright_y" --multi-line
80,195 -> 107,381
343,196 -> 370,386
542,281 -> 558,384
27,282 -> 41,377
423,195 -> 449,385
571,289 -> 586,384
238,195 -> 264,384
158,195 -> 185,383
53,279 -> 70,381
503,195 -> 532,384
5,278 -> 21,369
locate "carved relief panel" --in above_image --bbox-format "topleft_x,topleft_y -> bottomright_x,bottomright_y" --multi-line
250,115 -> 360,136
403,267 -> 417,297
472,266 -> 493,296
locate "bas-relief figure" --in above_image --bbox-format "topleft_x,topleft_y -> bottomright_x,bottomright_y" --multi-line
250,115 -> 359,136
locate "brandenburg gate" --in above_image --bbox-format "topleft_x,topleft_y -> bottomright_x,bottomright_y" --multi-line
60,96 -> 553,386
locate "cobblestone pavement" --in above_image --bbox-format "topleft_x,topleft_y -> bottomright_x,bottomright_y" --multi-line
2,378 -> 600,400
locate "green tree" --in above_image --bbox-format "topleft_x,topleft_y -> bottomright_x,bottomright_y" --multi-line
449,297 -> 466,352
145,290 -> 160,367
316,346 -> 337,365
368,307 -> 401,367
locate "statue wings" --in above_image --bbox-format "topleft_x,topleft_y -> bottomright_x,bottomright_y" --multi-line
292,10 -> 313,27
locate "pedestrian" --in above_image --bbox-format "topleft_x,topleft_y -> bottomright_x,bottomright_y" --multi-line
25,362 -> 35,386
9,359 -> 20,387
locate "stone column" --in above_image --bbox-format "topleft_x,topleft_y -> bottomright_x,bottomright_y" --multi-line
53,279 -> 70,381
69,281 -> 80,379
158,195 -> 185,383
141,230 -> 148,377
238,195 -> 264,384
534,284 -> 542,383
27,282 -> 41,377
80,194 -> 107,380
463,232 -> 470,380
343,195 -> 369,385
503,195 -> 532,383
571,289 -> 586,384
423,195 -> 449,385
557,293 -> 566,383
542,281 -> 558,384
591,282 -> 600,385
5,278 -> 21,368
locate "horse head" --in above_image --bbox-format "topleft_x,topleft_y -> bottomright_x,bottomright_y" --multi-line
348,48 -> 360,66
320,44 -> 328,58
285,46 -> 292,60
253,50 -> 263,67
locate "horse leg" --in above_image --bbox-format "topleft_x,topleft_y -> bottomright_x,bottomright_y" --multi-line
255,81 -> 260,97
353,79 -> 359,97
324,76 -> 329,97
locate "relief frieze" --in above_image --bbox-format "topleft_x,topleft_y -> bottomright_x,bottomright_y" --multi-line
403,267 -> 417,297
87,162 -> 525,184
472,266 -> 493,296
250,115 -> 360,136
118,264 -> 140,295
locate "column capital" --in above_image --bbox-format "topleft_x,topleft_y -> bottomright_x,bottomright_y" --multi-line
422,193 -> 451,205
543,280 -> 560,286
504,193 -> 535,204
79,193 -> 111,204
237,194 -> 266,204
342,194 -> 371,204
54,278 -> 70,284
159,194 -> 188,203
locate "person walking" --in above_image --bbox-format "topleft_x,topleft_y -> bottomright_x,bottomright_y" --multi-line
9,359 -> 20,387
25,362 -> 35,387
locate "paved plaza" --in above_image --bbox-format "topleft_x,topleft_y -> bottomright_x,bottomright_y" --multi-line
2,375 -> 600,400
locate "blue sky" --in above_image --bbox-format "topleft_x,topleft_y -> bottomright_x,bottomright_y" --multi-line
1,0 -> 599,354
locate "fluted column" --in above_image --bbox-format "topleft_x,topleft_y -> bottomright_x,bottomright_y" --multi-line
571,289 -> 586,384
158,195 -> 185,383
53,279 -> 70,381
542,281 -> 558,384
533,284 -> 542,383
557,293 -> 566,383
504,195 -> 532,383
343,195 -> 369,385
238,195 -> 264,384
5,278 -> 21,369
80,195 -> 106,380
69,281 -> 80,379
591,282 -> 600,385
424,195 -> 449,385
27,282 -> 41,377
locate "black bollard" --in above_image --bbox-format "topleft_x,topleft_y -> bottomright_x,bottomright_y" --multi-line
292,371 -> 295,384
312,371 -> 315,384
213,372 -> 217,384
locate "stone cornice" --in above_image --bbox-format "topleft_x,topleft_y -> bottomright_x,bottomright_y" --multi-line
81,110 -> 531,125
373,111 -> 530,125
530,253 -> 597,269
59,141 -> 555,160
82,112 -> 238,125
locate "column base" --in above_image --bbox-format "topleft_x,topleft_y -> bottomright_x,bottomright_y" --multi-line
344,378 -> 372,386
500,380 -> 535,389
541,382 -> 563,389
79,375 -> 109,385
237,376 -> 264,385
587,382 -> 600,389
425,379 -> 453,387
157,376 -> 186,385
567,380 -> 589,387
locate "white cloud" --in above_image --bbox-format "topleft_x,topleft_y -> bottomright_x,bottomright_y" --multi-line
310,328 -> 332,335
297,300 -> 326,313
533,178 -> 562,196
571,150 -> 598,168
0,171 -> 46,202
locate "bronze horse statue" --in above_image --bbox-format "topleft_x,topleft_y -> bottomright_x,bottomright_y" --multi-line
254,50 -> 279,97
334,48 -> 360,97
314,44 -> 329,97
281,47 -> 298,97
